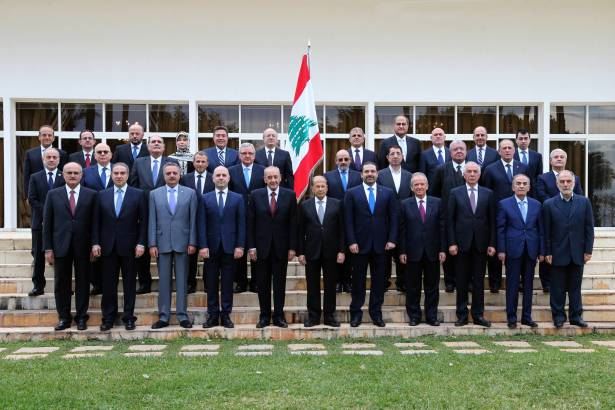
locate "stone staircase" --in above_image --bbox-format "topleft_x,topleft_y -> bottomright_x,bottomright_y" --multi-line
0,231 -> 614,341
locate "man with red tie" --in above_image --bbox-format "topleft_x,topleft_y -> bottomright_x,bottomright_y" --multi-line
69,130 -> 97,168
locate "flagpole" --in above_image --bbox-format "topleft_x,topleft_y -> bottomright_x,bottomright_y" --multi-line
306,40 -> 311,69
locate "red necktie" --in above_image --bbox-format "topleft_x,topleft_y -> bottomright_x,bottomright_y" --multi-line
270,192 -> 277,216
85,153 -> 91,168
419,199 -> 426,223
69,190 -> 76,216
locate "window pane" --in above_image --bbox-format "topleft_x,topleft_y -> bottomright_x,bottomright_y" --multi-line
589,140 -> 615,227
61,103 -> 103,132
16,102 -> 58,131
149,104 -> 189,133
325,105 -> 365,134
374,106 -> 412,135
324,139 -> 348,172
241,105 -> 281,133
550,106 -> 585,134
589,105 -> 615,134
198,105 -> 239,133
416,106 -> 454,134
499,106 -> 538,134
549,140 -> 585,193
283,105 -> 323,133
457,106 -> 496,134
105,104 -> 146,132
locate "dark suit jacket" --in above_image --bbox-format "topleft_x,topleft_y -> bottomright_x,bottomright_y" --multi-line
514,149 -> 543,181
255,147 -> 294,188
247,187 -> 297,258
228,163 -> 266,203
129,156 -> 178,191
399,196 -> 446,262
496,196 -> 544,260
323,168 -> 362,200
429,162 -> 466,212
82,165 -> 113,191
92,186 -> 147,257
344,184 -> 399,254
69,151 -> 97,168
419,146 -> 450,182
348,147 -> 378,172
467,146 -> 499,169
23,146 -> 68,196
297,197 -> 345,260
377,135 -> 422,172
180,171 -> 215,201
28,169 -> 65,230
482,160 -> 530,201
447,185 -> 496,253
111,143 -> 148,170
377,167 -> 412,201
42,186 -> 99,257
197,190 -> 246,254
535,171 -> 583,203
204,146 -> 240,173
543,194 -> 594,266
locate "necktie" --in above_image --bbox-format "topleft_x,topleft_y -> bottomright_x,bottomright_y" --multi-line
115,188 -> 123,217
469,188 -> 477,214
69,190 -> 76,216
368,187 -> 375,215
506,163 -> 513,182
132,145 -> 138,160
196,174 -> 203,195
270,192 -> 277,216
267,150 -> 274,166
456,165 -> 462,178
477,148 -> 483,166
419,199 -> 426,223
85,153 -> 91,168
437,149 -> 444,165
152,159 -> 159,185
519,200 -> 527,223
317,200 -> 325,224
100,167 -> 107,188
354,149 -> 361,169
47,172 -> 54,189
340,170 -> 348,191
218,150 -> 225,166
243,167 -> 251,187
521,151 -> 528,165
218,191 -> 225,217
168,188 -> 176,214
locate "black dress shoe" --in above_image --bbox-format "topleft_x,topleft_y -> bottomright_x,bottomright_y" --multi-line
187,285 -> 196,294
304,319 -> 319,328
125,320 -> 136,331
372,318 -> 386,327
256,319 -> 270,329
90,286 -> 102,296
409,318 -> 420,326
179,320 -> 192,329
336,283 -> 343,293
342,283 -> 352,293
507,322 -> 517,329
221,316 -> 234,329
445,284 -> 455,293
202,317 -> 219,328
233,285 -> 247,294
54,321 -> 71,331
100,322 -> 113,331
28,288 -> 44,297
350,316 -> 361,327
521,319 -> 538,328
77,320 -> 88,331
554,321 -> 564,329
273,318 -> 288,328
151,320 -> 169,329
455,318 -> 468,327
136,286 -> 151,295
426,320 -> 440,327
570,319 -> 588,328
473,317 -> 491,327
323,317 -> 340,327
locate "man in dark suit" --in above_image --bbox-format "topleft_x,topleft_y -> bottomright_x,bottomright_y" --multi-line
180,151 -> 215,293
482,139 -> 529,293
447,161 -> 496,327
228,143 -> 266,293
348,127 -> 377,172
27,148 -> 65,296
543,170 -> 594,328
377,145 -> 412,292
429,139 -> 468,293
111,122 -> 148,171
129,135 -> 178,294
199,166 -> 246,329
68,130 -> 97,168
23,125 -> 68,197
377,115 -> 422,172
345,162 -> 399,327
255,128 -> 294,189
399,172 -> 446,326
467,126 -> 499,169
204,126 -> 240,173
43,162 -> 98,331
419,127 -> 450,183
497,174 -> 543,329
298,176 -> 345,327
91,162 -> 147,331
248,166 -> 297,328
514,128 -> 543,183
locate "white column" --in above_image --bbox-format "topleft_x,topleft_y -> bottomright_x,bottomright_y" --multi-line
540,101 -> 550,173
3,98 -> 17,230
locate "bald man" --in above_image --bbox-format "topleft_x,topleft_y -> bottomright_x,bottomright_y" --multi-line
419,127 -> 450,182
255,128 -> 294,188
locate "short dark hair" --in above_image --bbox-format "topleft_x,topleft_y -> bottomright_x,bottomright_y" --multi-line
516,128 -> 530,138
213,125 -> 229,135
387,145 -> 403,156
79,129 -> 95,140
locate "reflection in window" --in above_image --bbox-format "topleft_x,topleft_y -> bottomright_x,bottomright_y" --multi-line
105,104 -> 146,132
550,106 -> 585,134
325,106 -> 365,134
415,106 -> 454,134
589,141 -> 615,227
499,106 -> 538,134
283,105 -> 323,134
61,103 -> 103,132
374,106 -> 412,134
241,105 -> 281,133
198,105 -> 239,133
149,104 -> 189,132
16,102 -> 58,131
549,140 -> 585,193
589,106 -> 615,134
457,106 -> 496,134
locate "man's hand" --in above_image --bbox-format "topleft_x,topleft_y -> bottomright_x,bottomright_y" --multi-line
349,244 -> 359,254
149,247 -> 159,258
187,246 -> 196,255
248,249 -> 257,262
385,242 -> 396,251
545,255 -> 552,265
199,248 -> 210,259
584,253 -> 592,264
298,255 -> 306,265
336,252 -> 345,264
288,249 -> 296,261
487,247 -> 496,257
498,252 -> 506,264
448,245 -> 458,256
399,254 -> 407,264
234,248 -> 244,259
45,250 -> 54,265
439,252 -> 446,263
91,245 -> 101,258
538,255 -> 544,263
135,245 -> 145,258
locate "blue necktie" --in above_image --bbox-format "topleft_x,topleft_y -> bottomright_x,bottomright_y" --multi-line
244,167 -> 251,187
519,200 -> 527,223
168,188 -> 176,214
132,145 -> 138,160
477,148 -> 484,166
506,164 -> 513,182
368,186 -> 375,214
47,172 -> 54,189
115,188 -> 123,217
100,167 -> 107,188
437,149 -> 444,165
340,170 -> 348,191
152,159 -> 159,185
218,150 -> 225,166
521,151 -> 528,165
218,191 -> 224,217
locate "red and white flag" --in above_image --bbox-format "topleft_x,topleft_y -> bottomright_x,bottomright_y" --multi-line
288,53 -> 323,199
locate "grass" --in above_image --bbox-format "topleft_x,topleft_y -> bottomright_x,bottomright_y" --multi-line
0,334 -> 614,409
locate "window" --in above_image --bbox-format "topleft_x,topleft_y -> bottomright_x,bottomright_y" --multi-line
499,106 -> 538,134
198,105 -> 239,133
415,106 -> 454,134
550,106 -> 585,134
374,106 -> 412,134
588,141 -> 615,227
241,105 -> 281,133
16,102 -> 58,131
105,104 -> 146,132
457,106 -> 496,134
149,104 -> 189,132
589,105 -> 615,134
61,103 -> 103,132
325,105 -> 365,134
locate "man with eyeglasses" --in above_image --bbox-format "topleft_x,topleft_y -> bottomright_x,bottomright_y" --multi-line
111,122 -> 149,171
467,126 -> 499,169
377,115 -> 421,172
347,127 -> 377,172
69,130 -> 98,168
23,124 -> 68,197
255,128 -> 294,188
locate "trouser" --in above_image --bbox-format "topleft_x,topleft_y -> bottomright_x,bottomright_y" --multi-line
205,247 -> 235,316
383,248 -> 404,288
234,254 -> 256,289
90,258 -> 102,290
157,252 -> 189,322
188,253 -> 201,290
31,229 -> 46,290
54,244 -> 90,323
505,247 -> 536,323
455,246 -> 487,320
100,252 -> 137,324
539,261 -> 551,290
487,254 -> 502,290
254,253 -> 288,321
350,252 -> 385,322
405,254 -> 440,323
305,257 -> 338,320
336,251 -> 353,286
550,263 -> 584,323
443,256 -> 456,288
136,252 -> 152,288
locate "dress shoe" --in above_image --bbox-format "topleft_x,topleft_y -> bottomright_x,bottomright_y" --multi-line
273,318 -> 288,328
521,319 -> 538,328
221,316 -> 234,329
136,286 -> 151,295
323,317 -> 340,327
426,320 -> 440,327
350,317 -> 362,327
28,288 -> 44,297
151,320 -> 169,329
202,317 -> 219,328
336,283 -> 343,293
342,283 -> 352,293
409,318 -> 420,326
179,319 -> 192,329
507,322 -> 517,329
304,319 -> 319,328
372,318 -> 386,327
100,322 -> 113,331
54,321 -> 71,331
570,319 -> 589,328
233,285 -> 247,294
554,321 -> 564,329
90,286 -> 102,296
445,284 -> 455,293
256,318 -> 270,328
125,320 -> 136,331
77,320 -> 88,331
187,285 -> 196,294
473,317 -> 491,327
454,318 -> 468,327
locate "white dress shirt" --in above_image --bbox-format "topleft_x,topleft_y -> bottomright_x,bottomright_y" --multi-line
315,196 -> 327,214
65,184 -> 81,206
267,187 -> 280,206
432,145 -> 446,161
389,166 -> 402,193
415,195 -> 427,208
452,161 -> 466,173
45,167 -> 58,183
363,182 -> 377,202
395,135 -> 407,158
466,183 -> 478,202
351,146 -> 363,163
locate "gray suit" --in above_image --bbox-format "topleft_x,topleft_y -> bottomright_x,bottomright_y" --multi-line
148,184 -> 198,322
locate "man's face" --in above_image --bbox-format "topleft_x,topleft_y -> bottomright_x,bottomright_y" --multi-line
499,141 -> 515,161
63,164 -> 82,188
213,167 -> 230,189
38,127 -> 55,148
394,116 -> 409,136
239,147 -> 255,166
43,151 -> 60,170
164,165 -> 180,187
112,166 -> 129,186
79,132 -> 95,151
362,164 -> 378,185
214,130 -> 228,149
516,133 -> 531,150
263,129 -> 278,148
473,127 -> 487,147
450,143 -> 467,163
128,125 -> 144,145
193,154 -> 208,174
311,177 -> 328,199
512,176 -> 530,197
557,172 -> 575,197
94,145 -> 111,166
148,136 -> 165,157
387,148 -> 403,166
411,176 -> 428,198
431,128 -> 445,147
176,137 -> 189,151
550,151 -> 567,169
264,168 -> 281,190
464,164 -> 481,185
336,152 -> 351,171
349,129 -> 365,148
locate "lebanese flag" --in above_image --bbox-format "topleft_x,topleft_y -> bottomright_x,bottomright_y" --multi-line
288,54 -> 323,200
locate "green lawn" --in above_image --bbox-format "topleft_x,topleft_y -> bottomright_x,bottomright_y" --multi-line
0,335 -> 614,409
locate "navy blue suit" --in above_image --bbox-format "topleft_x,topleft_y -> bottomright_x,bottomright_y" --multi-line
69,151 -> 97,169
344,184 -> 399,323
535,171 -> 583,203
377,135 -> 422,172
514,149 -> 543,182
111,143 -> 148,171
204,146 -> 240,173
82,165 -> 113,191
255,147 -> 294,188
23,146 -> 68,196
497,196 -> 543,323
467,146 -> 499,169
419,147 -> 450,183
324,168 -> 361,200
543,194 -> 594,324
348,147 -> 378,172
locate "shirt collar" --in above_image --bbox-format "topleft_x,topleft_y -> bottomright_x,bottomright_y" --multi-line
66,184 -> 81,194
389,165 -> 402,174
363,182 -> 376,190
351,146 -> 363,153
432,145 -> 445,155
115,184 -> 127,192
315,196 -> 327,204
515,195 -> 527,203
166,184 -> 178,191
45,167 -> 58,175
267,187 -> 279,196
98,163 -> 109,171
501,159 -> 513,167
415,195 -> 427,205
395,135 -> 406,143
452,161 -> 466,170
216,187 -> 228,195
560,192 -> 574,202
466,183 -> 477,191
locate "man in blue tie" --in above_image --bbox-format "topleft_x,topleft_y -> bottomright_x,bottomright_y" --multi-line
204,126 -> 239,173
419,127 -> 450,183
467,126 -> 500,169
111,122 -> 148,171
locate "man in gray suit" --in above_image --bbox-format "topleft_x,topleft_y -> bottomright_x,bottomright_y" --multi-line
148,162 -> 198,329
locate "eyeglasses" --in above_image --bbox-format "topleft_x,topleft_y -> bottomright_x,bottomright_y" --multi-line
96,150 -> 110,154
337,158 -> 350,162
